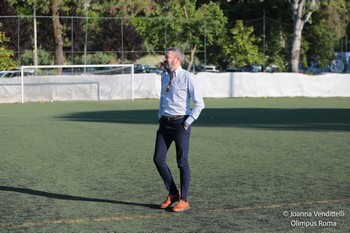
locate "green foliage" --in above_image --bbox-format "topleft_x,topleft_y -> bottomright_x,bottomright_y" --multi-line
4,0 -> 350,71
223,20 -> 265,67
300,39 -> 310,69
19,47 -> 53,65
197,2 -> 227,48
264,28 -> 289,72
77,52 -> 117,65
132,1 -> 227,68
268,54 -> 287,72
136,54 -> 164,67
304,21 -> 336,68
317,0 -> 349,39
7,0 -> 51,15
0,30 -> 16,70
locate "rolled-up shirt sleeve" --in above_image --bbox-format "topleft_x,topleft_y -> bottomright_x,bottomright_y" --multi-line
185,75 -> 205,125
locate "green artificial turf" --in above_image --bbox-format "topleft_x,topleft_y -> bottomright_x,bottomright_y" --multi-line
0,98 -> 349,232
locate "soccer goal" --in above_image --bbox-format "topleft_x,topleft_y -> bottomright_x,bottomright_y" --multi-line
19,64 -> 134,103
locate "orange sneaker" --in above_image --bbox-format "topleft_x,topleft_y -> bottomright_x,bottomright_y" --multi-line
172,199 -> 190,212
160,192 -> 180,209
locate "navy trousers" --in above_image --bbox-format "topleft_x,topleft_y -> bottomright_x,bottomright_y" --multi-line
153,117 -> 191,201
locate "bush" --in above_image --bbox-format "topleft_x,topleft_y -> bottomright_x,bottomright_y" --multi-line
0,29 -> 16,70
78,52 -> 117,64
19,48 -> 53,66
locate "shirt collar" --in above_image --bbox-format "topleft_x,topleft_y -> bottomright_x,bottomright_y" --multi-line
173,66 -> 182,77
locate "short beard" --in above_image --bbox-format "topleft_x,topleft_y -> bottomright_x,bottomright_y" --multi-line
164,62 -> 174,72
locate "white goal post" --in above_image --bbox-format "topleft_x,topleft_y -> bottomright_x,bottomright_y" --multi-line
20,64 -> 134,103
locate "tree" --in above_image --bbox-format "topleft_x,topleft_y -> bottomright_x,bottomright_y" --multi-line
132,0 -> 227,70
7,0 -> 159,66
86,0 -> 157,62
315,0 -> 350,53
4,0 -> 349,72
52,0 -> 64,72
8,0 -> 65,71
289,0 -> 319,72
223,20 -> 265,67
301,0 -> 347,70
0,27 -> 16,70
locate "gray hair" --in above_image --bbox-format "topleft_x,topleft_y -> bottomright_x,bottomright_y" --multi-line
167,47 -> 184,62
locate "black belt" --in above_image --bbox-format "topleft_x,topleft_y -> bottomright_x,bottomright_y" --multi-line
161,115 -> 185,121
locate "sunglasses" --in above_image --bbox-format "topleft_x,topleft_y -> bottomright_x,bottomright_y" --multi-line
166,71 -> 174,93
166,82 -> 172,93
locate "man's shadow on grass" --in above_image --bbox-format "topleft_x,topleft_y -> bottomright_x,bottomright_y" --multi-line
0,186 -> 159,209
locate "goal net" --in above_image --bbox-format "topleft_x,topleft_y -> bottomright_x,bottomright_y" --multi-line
18,64 -> 134,103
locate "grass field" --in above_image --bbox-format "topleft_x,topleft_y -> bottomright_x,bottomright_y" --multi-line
0,98 -> 349,233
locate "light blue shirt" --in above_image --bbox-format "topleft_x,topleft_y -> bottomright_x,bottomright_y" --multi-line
158,66 -> 205,125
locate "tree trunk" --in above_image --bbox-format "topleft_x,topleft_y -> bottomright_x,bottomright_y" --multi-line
290,20 -> 304,72
52,0 -> 64,74
187,44 -> 196,71
289,0 -> 315,72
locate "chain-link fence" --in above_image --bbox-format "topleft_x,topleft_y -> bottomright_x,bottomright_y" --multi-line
0,15 -> 210,67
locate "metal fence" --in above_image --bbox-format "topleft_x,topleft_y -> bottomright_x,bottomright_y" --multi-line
0,15 -> 209,66
2,15 -> 350,74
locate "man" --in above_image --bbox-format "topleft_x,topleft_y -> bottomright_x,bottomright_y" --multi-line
153,47 -> 205,212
